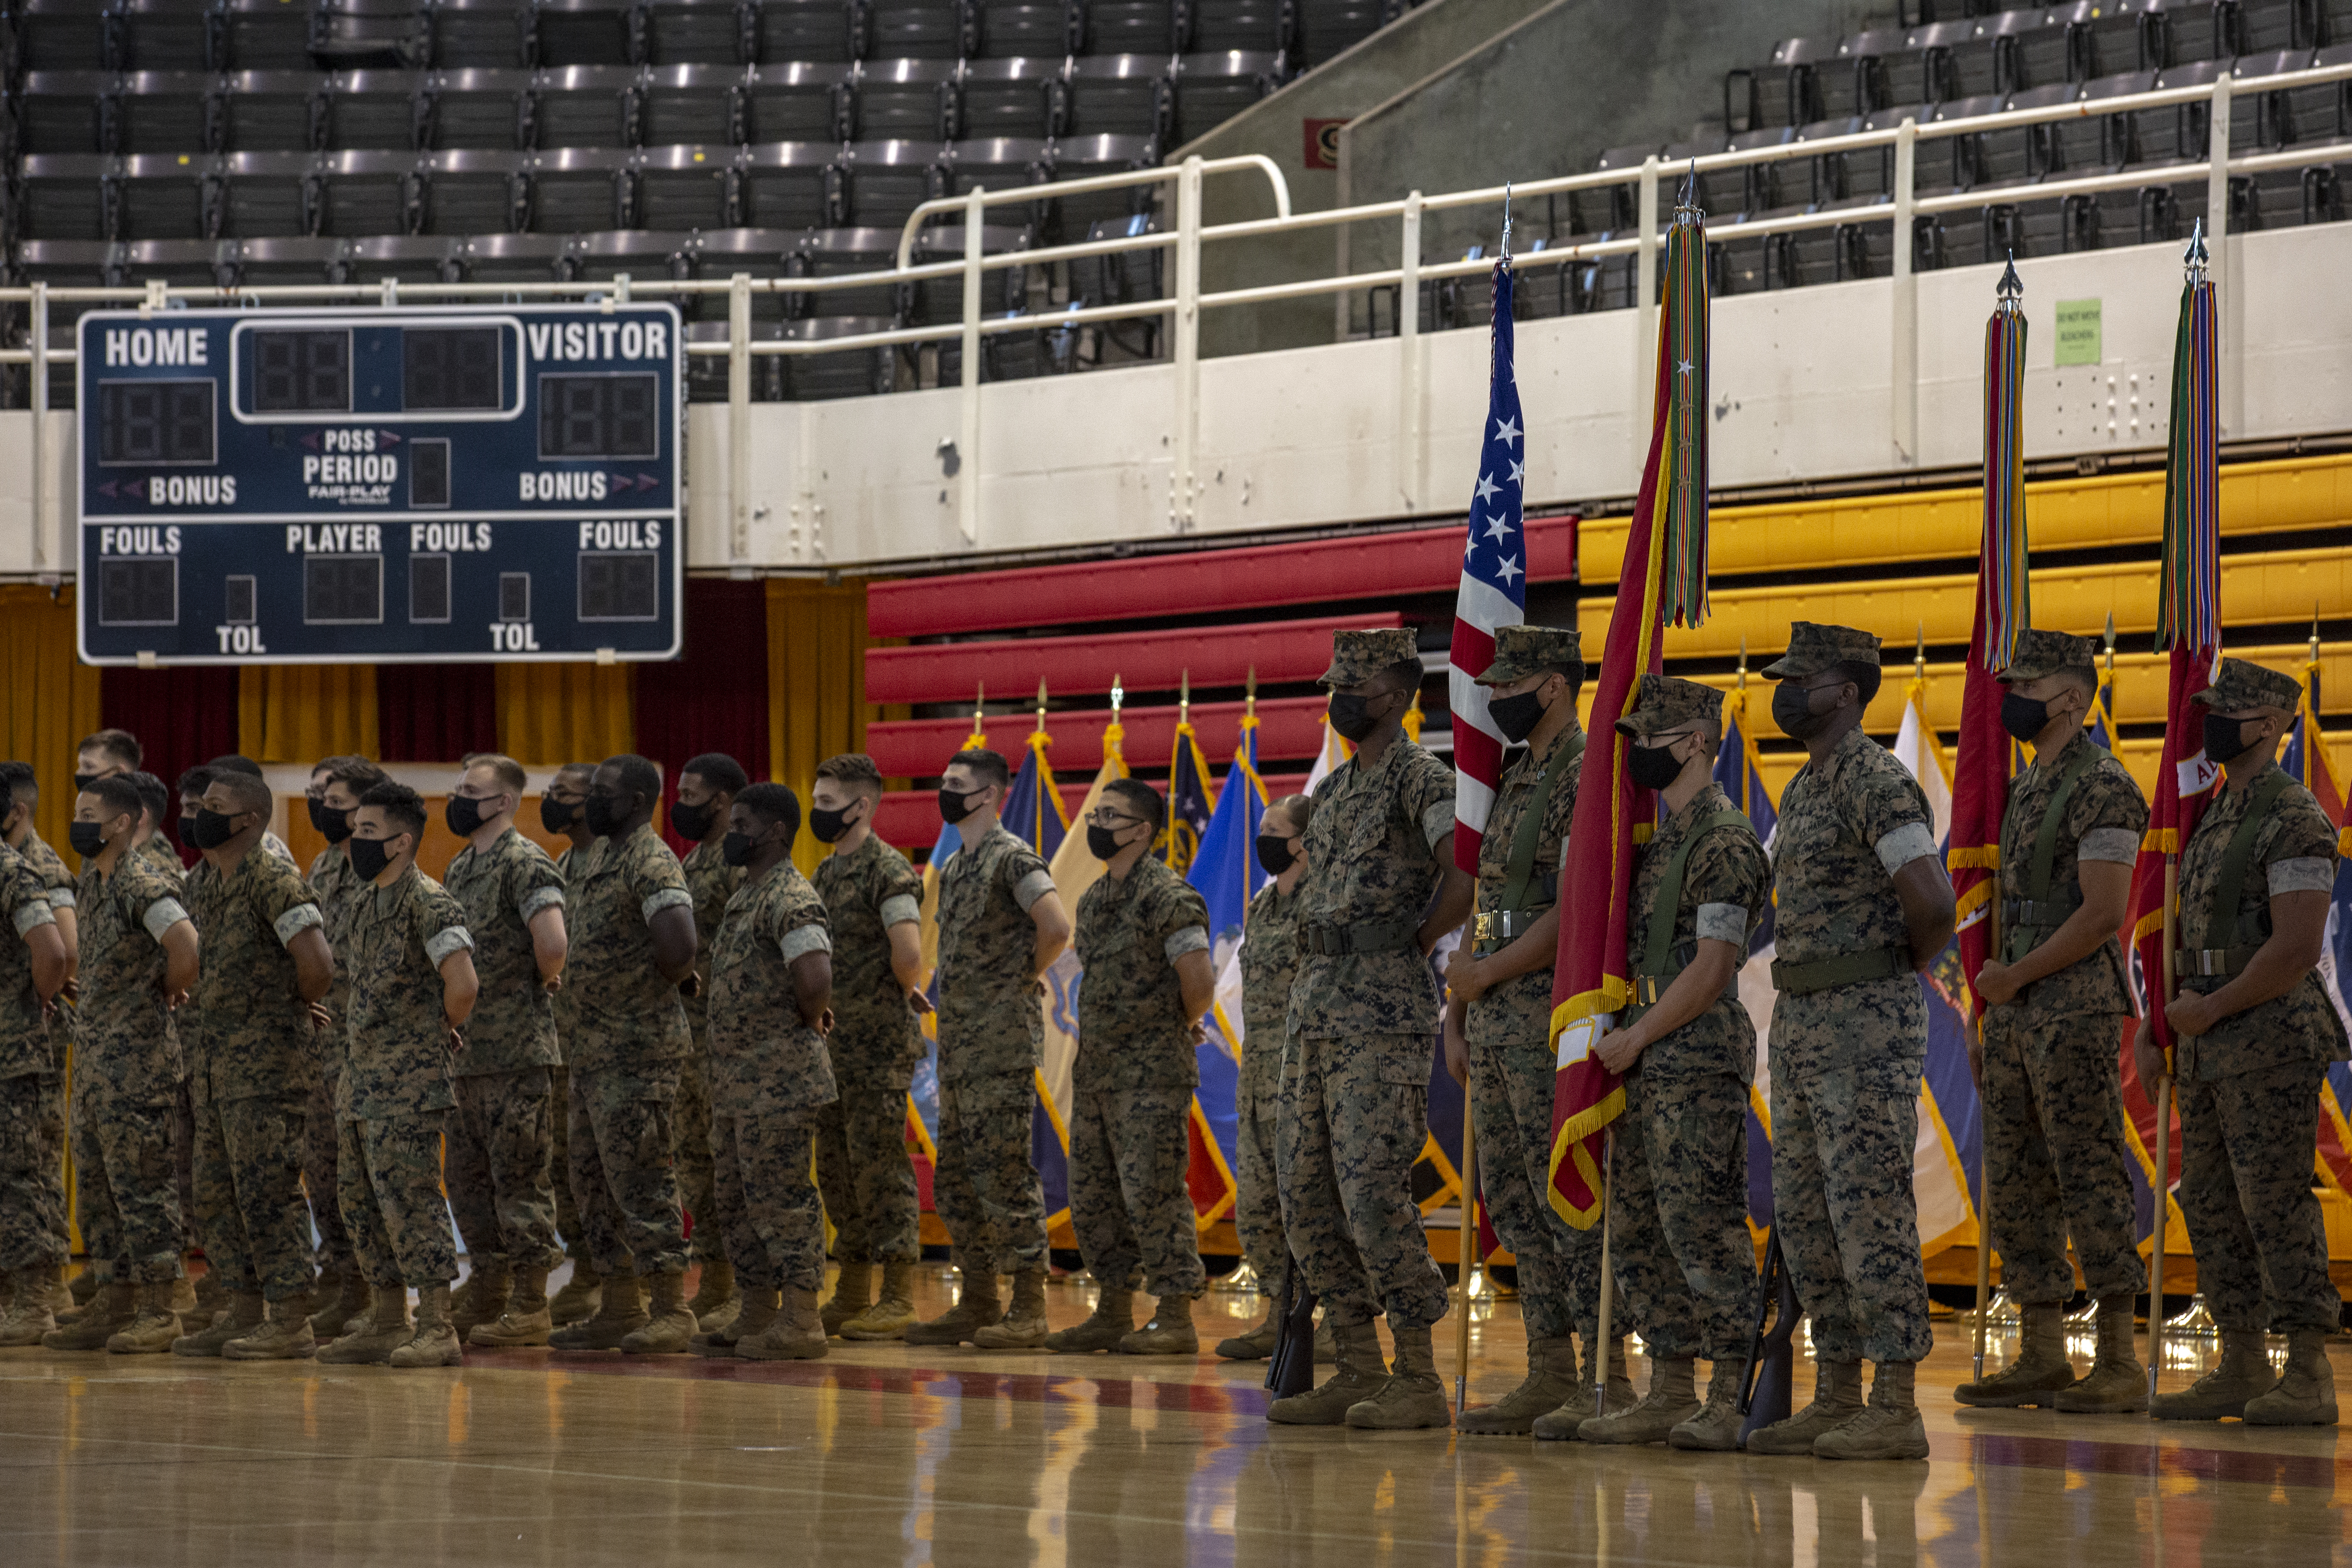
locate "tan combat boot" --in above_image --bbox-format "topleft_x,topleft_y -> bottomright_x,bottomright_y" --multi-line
1043,1280 -> 1134,1352
695,1285 -> 776,1356
43,1280 -> 137,1350
449,1262 -> 511,1342
1268,1319 -> 1388,1426
1814,1360 -> 1930,1461
737,1284 -> 828,1360
1119,1294 -> 1199,1355
1458,1336 -> 1580,1436
972,1267 -> 1051,1350
1581,1355 -> 1701,1445
619,1270 -> 697,1354
1744,1357 -> 1866,1454
311,1267 -> 371,1339
2054,1298 -> 2148,1414
192,1268 -> 229,1325
840,1261 -> 920,1341
904,1270 -> 1004,1346
318,1287 -> 414,1365
223,1295 -> 319,1360
170,1275 -> 198,1316
2243,1330 -> 2337,1426
106,1281 -> 185,1355
820,1261 -> 870,1337
389,1284 -> 466,1368
1214,1308 -> 1279,1361
172,1289 -> 263,1357
1531,1335 -> 1636,1440
1668,1360 -> 1749,1451
550,1271 -> 647,1351
471,1265 -> 555,1348
2151,1330 -> 2277,1421
64,1266 -> 98,1316
0,1264 -> 62,1347
688,1258 -> 740,1335
549,1260 -> 602,1326
1346,1319 -> 1450,1429
1955,1302 -> 2075,1407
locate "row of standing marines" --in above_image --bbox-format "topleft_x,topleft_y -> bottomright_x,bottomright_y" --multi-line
0,618 -> 2340,1459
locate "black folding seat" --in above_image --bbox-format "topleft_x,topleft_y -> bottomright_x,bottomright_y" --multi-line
1066,54 -> 1174,141
1294,0 -> 1379,69
784,226 -> 904,319
843,138 -> 953,226
325,68 -> 435,150
936,135 -> 1052,233
18,0 -> 123,72
1791,115 -> 1866,206
108,153 -> 213,239
531,146 -> 645,228
1992,81 -> 2085,184
313,148 -> 426,233
1724,126 -> 1794,212
743,140 -> 844,228
572,226 -> 699,286
110,71 -> 212,154
453,230 -> 585,283
871,0 -> 979,58
1930,92 -> 2014,193
960,57 -> 1060,138
2233,47 -> 2320,147
423,147 -> 534,230
1034,132 -> 1156,236
120,236 -> 242,287
429,67 -> 541,148
2287,40 -> 2352,146
1067,211 -> 1161,323
643,62 -> 754,144
13,240 -> 129,289
751,0 -> 857,61
1760,34 -> 1839,126
863,58 -> 963,138
310,0 -> 432,70
220,149 -> 329,235
537,64 -> 647,146
746,61 -> 861,141
1710,204 -> 1809,295
236,233 -> 347,285
431,0 -> 543,67
1999,3 -> 2098,93
641,143 -> 747,227
1836,26 -> 1924,116
538,0 -> 649,66
903,221 -> 1033,320
1086,0 -> 1177,56
981,1 -> 1082,56
688,226 -> 807,319
780,315 -> 900,399
18,73 -> 116,156
1571,143 -> 1660,235
2066,68 -> 2159,169
343,232 -> 467,282
2142,57 -> 2227,163
1184,0 -> 1291,54
120,0 -> 228,71
224,0 -> 329,69
212,70 -> 328,153
1909,17 -> 1997,102
648,0 -> 755,61
2085,0 -> 2179,72
2236,0 -> 2322,52
682,318 -> 771,401
1172,50 -> 1281,143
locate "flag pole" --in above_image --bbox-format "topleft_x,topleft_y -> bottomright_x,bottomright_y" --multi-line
1453,1089 -> 1477,1414
1591,1131 -> 1615,1415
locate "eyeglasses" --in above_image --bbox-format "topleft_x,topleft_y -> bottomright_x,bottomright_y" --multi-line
1084,808 -> 1145,829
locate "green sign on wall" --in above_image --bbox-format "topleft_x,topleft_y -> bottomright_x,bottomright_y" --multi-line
2055,298 -> 2102,366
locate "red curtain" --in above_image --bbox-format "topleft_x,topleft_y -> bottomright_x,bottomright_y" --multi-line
376,664 -> 500,763
99,666 -> 242,796
637,578 -> 770,854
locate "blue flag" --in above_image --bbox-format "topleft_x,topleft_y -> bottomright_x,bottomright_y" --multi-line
1186,719 -> 1267,1205
1165,722 -> 1214,876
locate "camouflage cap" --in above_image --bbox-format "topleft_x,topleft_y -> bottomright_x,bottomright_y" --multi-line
2192,655 -> 2301,713
1614,672 -> 1724,737
1996,628 -> 2100,684
1474,625 -> 1585,687
1760,621 -> 1881,680
1319,627 -> 1421,688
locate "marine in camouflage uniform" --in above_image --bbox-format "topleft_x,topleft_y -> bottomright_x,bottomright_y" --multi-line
1750,622 -> 1947,1460
924,824 -> 1056,1302
705,853 -> 837,1354
564,823 -> 695,1285
1063,850 -> 1211,1325
1960,629 -> 2150,1413
1579,675 -> 1769,1449
1271,627 -> 1465,1429
442,828 -> 567,1292
0,844 -> 62,1342
811,832 -> 926,1305
1232,871 -> 1304,1304
549,840 -> 595,1279
10,827 -> 76,1307
2153,657 -> 2348,1426
182,844 -> 324,1312
303,840 -> 368,1309
676,835 -> 742,1269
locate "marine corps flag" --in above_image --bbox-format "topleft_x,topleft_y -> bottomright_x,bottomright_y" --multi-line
1547,174 -> 1711,1228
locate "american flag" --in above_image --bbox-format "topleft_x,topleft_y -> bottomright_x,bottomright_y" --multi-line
1447,258 -> 1527,873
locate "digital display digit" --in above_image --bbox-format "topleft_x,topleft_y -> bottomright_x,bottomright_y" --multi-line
404,327 -> 503,411
539,373 -> 658,460
304,555 -> 383,624
578,552 -> 659,621
98,380 -> 216,466
251,329 -> 351,413
98,558 -> 178,626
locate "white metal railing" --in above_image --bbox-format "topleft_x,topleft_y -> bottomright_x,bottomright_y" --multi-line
3,60 -> 2349,557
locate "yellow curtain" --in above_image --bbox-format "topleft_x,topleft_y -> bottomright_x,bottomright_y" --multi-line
767,578 -> 874,875
496,663 -> 636,767
0,585 -> 104,852
238,664 -> 380,764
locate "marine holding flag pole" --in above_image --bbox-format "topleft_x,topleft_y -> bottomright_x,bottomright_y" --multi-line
1547,163 -> 1711,1230
1956,253 -> 2032,1384
2136,219 -> 2223,1397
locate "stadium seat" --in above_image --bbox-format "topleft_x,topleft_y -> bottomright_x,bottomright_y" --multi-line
750,0 -> 859,61
643,62 -> 754,144
945,133 -> 1054,195
423,147 -> 536,232
429,66 -> 543,149
17,72 -> 117,156
1295,0 -> 1381,68
1724,126 -> 1794,213
343,231 -> 468,282
743,138 -> 846,227
573,225 -> 702,282
681,225 -> 808,317
12,239 -> 129,290
1928,92 -> 2015,193
537,64 -> 649,147
862,58 -> 964,138
236,233 -> 355,286
2234,46 -> 2322,147
15,0 -> 124,73
1172,51 -> 1282,144
528,145 -> 644,230
430,0 -> 544,68
1791,115 -> 1867,206
1184,0 -> 1294,55
210,70 -> 333,154
781,226 -> 905,321
2287,40 -> 2352,145
1661,135 -> 1736,215
863,0 -> 973,59
683,317 -> 792,401
640,143 -> 746,228
1086,0 -> 1178,56
1025,132 -> 1157,238
309,0 -> 433,71
2141,57 -> 2228,163
905,222 -> 1035,321
226,0 -> 337,71
746,61 -> 862,141
1760,34 -> 1838,126
960,57 -> 1063,138
537,0 -> 650,67
780,313 -> 902,399
980,2 -> 1084,57
1065,53 -> 1174,142
324,68 -> 436,150
1572,143 -> 1660,236
1066,210 -> 1162,351
841,138 -> 954,226
313,148 -> 429,235
222,150 -> 329,237
1835,26 -> 1921,116
648,0 -> 758,63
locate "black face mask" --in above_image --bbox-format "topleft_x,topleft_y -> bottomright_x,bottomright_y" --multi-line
583,792 -> 629,838
2000,691 -> 2056,743
938,786 -> 981,825
809,803 -> 859,844
445,794 -> 489,838
192,808 -> 241,851
669,799 -> 718,842
308,797 -> 353,844
347,834 -> 395,883
1487,688 -> 1548,745
1328,690 -> 1389,744
178,814 -> 200,848
74,772 -> 100,794
2202,712 -> 2260,767
1627,740 -> 1685,791
69,821 -> 108,859
1086,823 -> 1128,861
1256,834 -> 1294,877
540,797 -> 577,834
722,830 -> 757,867
1772,682 -> 1834,741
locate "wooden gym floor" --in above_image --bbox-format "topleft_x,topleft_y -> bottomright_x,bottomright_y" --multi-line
3,1262 -> 2345,1567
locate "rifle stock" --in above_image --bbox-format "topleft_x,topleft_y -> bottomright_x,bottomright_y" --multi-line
1739,1228 -> 1799,1443
1265,1258 -> 1319,1398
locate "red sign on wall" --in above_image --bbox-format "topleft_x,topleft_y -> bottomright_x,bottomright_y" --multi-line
1303,118 -> 1346,170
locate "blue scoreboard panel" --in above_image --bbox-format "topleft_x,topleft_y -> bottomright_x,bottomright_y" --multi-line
76,303 -> 684,666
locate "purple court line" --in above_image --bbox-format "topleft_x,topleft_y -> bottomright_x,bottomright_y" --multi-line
1935,1428 -> 2350,1493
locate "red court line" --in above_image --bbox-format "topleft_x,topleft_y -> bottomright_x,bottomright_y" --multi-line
1932,1429 -> 2347,1492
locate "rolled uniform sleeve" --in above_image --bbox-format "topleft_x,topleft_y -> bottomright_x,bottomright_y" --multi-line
44,885 -> 75,911
12,895 -> 54,937
143,896 -> 190,941
779,924 -> 832,964
879,893 -> 921,929
1695,902 -> 1749,946
1011,867 -> 1055,913
253,855 -> 324,948
2077,827 -> 2142,865
2269,856 -> 2336,896
425,926 -> 475,967
518,884 -> 565,921
1164,925 -> 1210,960
1873,822 -> 1939,874
641,887 -> 693,921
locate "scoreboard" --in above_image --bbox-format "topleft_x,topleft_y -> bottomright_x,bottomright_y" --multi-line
76,302 -> 684,666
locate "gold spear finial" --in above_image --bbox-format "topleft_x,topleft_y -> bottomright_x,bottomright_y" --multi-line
1735,635 -> 1747,693
2104,611 -> 2118,681
1036,677 -> 1048,733
1111,673 -> 1123,721
2313,605 -> 2324,670
1245,664 -> 1257,722
1914,622 -> 1926,682
1180,668 -> 1191,728
973,681 -> 985,734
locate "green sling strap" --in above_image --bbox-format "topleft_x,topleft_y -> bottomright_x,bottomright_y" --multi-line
2181,766 -> 2295,982
1497,727 -> 1585,916
1621,807 -> 1752,1026
2002,741 -> 2111,962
